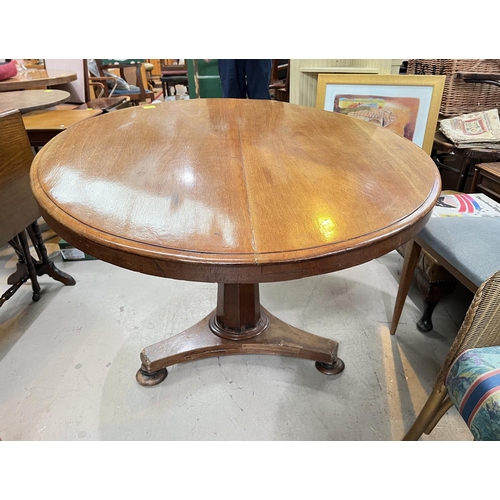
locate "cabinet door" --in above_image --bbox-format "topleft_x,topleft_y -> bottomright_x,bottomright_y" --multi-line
187,60 -> 223,98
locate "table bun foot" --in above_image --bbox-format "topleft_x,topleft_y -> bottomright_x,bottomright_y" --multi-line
136,364 -> 168,386
315,358 -> 345,375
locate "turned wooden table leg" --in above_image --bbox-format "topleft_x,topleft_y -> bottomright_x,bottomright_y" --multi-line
210,283 -> 269,340
17,229 -> 41,302
136,283 -> 345,386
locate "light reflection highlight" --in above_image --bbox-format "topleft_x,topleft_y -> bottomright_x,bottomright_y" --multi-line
181,169 -> 195,186
47,168 -> 237,249
317,216 -> 336,241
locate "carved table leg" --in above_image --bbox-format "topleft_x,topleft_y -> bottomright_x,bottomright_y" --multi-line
6,235 -> 28,285
7,221 -> 76,286
17,229 -> 41,302
3,222 -> 76,307
136,283 -> 345,386
0,271 -> 30,307
28,221 -> 76,285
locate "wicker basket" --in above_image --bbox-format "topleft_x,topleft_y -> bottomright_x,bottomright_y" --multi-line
407,59 -> 500,116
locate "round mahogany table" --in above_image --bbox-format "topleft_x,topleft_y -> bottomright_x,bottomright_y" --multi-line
0,89 -> 71,113
0,69 -> 77,92
30,99 -> 441,386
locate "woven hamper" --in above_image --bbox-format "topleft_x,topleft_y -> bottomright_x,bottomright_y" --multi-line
407,59 -> 500,116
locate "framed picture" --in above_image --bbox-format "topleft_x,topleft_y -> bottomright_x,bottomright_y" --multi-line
316,74 -> 446,155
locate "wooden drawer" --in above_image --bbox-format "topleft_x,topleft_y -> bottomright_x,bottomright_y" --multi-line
472,163 -> 500,204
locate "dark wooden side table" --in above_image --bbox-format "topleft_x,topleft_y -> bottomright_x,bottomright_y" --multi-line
471,162 -> 500,203
30,99 -> 441,387
432,130 -> 500,192
433,71 -> 500,192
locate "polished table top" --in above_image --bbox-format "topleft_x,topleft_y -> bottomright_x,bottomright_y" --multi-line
0,89 -> 71,113
31,99 -> 441,284
0,69 -> 77,92
22,108 -> 102,131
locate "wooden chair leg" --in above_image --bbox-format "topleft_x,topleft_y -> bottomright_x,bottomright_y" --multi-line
417,298 -> 439,333
390,239 -> 422,335
403,386 -> 448,440
415,272 -> 457,333
424,397 -> 454,435
457,157 -> 472,192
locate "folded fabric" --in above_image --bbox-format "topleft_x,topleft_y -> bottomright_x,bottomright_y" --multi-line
103,70 -> 130,91
113,85 -> 140,94
440,109 -> 500,147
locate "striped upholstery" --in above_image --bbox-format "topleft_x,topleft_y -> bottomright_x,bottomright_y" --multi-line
446,346 -> 500,440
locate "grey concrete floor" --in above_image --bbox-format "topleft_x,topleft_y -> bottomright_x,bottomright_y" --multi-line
0,222 -> 474,441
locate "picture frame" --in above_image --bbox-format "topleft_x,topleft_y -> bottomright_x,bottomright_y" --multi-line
316,74 -> 446,155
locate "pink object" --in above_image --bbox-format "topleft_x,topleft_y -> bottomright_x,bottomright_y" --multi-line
0,60 -> 18,81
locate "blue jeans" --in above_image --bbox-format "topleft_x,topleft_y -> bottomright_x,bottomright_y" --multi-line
218,59 -> 272,99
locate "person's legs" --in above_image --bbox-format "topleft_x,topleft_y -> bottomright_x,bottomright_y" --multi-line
218,59 -> 246,98
245,59 -> 272,99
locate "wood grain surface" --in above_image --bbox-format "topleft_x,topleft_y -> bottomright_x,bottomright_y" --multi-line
140,307 -> 339,373
0,109 -> 40,245
31,99 -> 441,283
0,89 -> 71,114
0,69 -> 77,92
22,109 -> 102,131
22,109 -> 103,148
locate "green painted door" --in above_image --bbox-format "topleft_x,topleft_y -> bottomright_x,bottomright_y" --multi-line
187,59 -> 223,98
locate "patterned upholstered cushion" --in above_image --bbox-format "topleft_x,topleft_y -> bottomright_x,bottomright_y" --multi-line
446,347 -> 500,440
